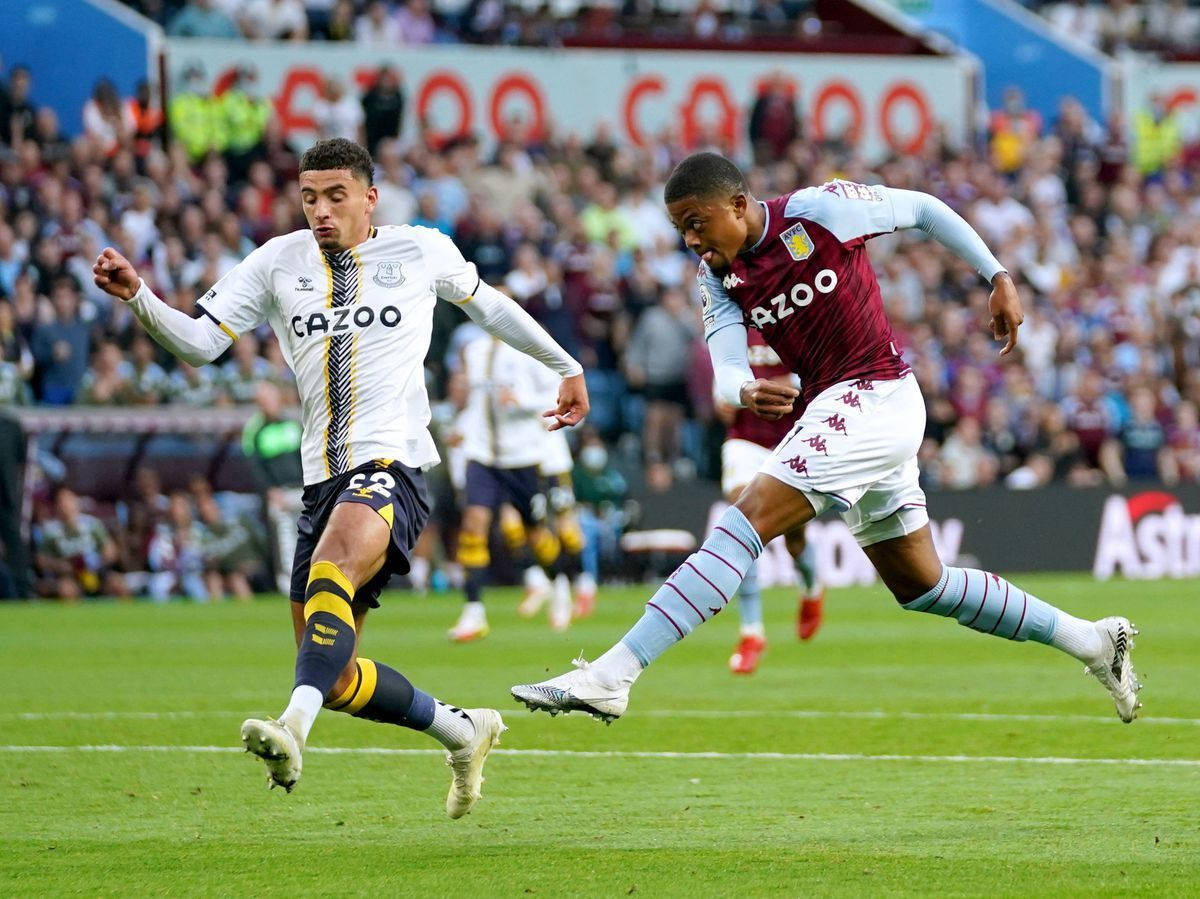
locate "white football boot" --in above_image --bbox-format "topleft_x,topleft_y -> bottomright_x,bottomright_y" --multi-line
1083,617 -> 1142,723
241,717 -> 304,792
445,708 -> 506,819
448,602 -> 490,643
511,655 -> 631,724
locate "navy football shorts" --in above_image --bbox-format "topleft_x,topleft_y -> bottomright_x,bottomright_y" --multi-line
464,460 -> 547,525
289,459 -> 430,607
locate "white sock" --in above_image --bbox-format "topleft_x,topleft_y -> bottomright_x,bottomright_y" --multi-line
279,685 -> 323,744
592,641 -> 644,684
456,601 -> 487,629
409,556 -> 430,591
740,623 -> 766,639
1050,611 -> 1103,661
524,564 -> 551,591
426,701 -> 477,750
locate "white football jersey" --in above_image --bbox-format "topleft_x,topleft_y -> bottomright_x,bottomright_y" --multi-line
539,427 -> 574,477
457,335 -> 561,469
195,225 -> 480,485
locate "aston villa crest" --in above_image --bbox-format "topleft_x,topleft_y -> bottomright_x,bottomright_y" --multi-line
373,261 -> 405,288
780,223 -> 814,261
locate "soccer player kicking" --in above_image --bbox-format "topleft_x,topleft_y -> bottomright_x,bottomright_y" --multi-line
93,138 -> 587,816
513,152 -> 1140,724
720,329 -> 825,675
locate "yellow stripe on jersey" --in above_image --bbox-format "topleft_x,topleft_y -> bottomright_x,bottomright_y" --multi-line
345,247 -> 366,470
320,252 -> 335,479
217,321 -> 238,340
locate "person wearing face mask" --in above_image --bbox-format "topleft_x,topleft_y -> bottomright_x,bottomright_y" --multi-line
572,428 -> 627,590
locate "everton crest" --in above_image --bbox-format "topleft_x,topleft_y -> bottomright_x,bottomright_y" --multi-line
373,261 -> 405,288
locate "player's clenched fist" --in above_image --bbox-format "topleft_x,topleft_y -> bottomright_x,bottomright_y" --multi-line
92,247 -> 141,302
739,378 -> 799,421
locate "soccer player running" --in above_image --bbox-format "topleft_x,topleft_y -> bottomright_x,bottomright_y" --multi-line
721,328 -> 825,675
93,138 -> 587,816
513,152 -> 1140,724
449,333 -> 573,640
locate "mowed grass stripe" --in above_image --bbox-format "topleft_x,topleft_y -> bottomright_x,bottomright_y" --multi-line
3,744 -> 1199,767
6,707 -> 1200,725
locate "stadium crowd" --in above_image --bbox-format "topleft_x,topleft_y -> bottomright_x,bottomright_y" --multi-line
119,0 -> 1200,56
2,39 -> 1200,595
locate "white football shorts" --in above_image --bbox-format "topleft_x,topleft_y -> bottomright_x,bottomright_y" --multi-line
721,438 -> 772,496
760,372 -> 928,547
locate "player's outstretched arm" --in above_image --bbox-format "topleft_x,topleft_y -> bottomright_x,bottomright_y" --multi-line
885,189 -> 1022,354
708,321 -> 798,421
92,247 -> 232,367
453,280 -> 587,429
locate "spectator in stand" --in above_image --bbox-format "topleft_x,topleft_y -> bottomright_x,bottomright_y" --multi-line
126,332 -> 170,404
1167,400 -> 1200,482
356,0 -> 404,44
312,76 -> 364,143
242,381 -> 303,591
1145,0 -> 1200,52
31,276 -> 90,405
196,492 -> 263,600
221,332 -> 272,403
624,285 -> 699,480
167,0 -> 239,37
82,79 -> 135,159
127,81 -> 164,159
146,491 -> 210,601
372,139 -> 417,226
1133,93 -> 1182,177
220,67 -> 272,180
748,73 -> 801,164
989,87 -> 1042,176
1062,369 -> 1119,478
362,66 -> 406,155
79,339 -> 132,405
395,0 -> 437,44
0,299 -> 32,404
1046,0 -> 1104,49
119,466 -> 168,571
169,65 -> 223,162
241,0 -> 309,40
580,182 -> 637,251
1102,385 -> 1171,484
573,426 -> 628,583
3,66 -> 35,146
34,486 -> 129,600
938,417 -> 999,490
323,0 -> 357,40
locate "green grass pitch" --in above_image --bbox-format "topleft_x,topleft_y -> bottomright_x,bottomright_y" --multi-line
2,575 -> 1199,897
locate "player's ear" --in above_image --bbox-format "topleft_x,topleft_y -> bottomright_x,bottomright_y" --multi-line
730,192 -> 749,218
365,184 -> 379,213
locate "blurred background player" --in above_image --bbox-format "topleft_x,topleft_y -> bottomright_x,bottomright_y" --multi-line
719,329 -> 825,675
515,423 -> 596,623
450,332 -> 572,640
34,486 -> 129,601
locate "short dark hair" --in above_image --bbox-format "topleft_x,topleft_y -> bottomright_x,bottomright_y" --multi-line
663,152 -> 748,204
299,138 -> 374,186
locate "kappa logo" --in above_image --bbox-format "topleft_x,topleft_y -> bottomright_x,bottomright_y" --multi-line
780,223 -> 814,261
783,456 -> 809,475
373,260 -> 405,288
722,272 -> 745,290
803,435 -> 829,455
297,276 -> 314,292
822,414 -> 848,435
